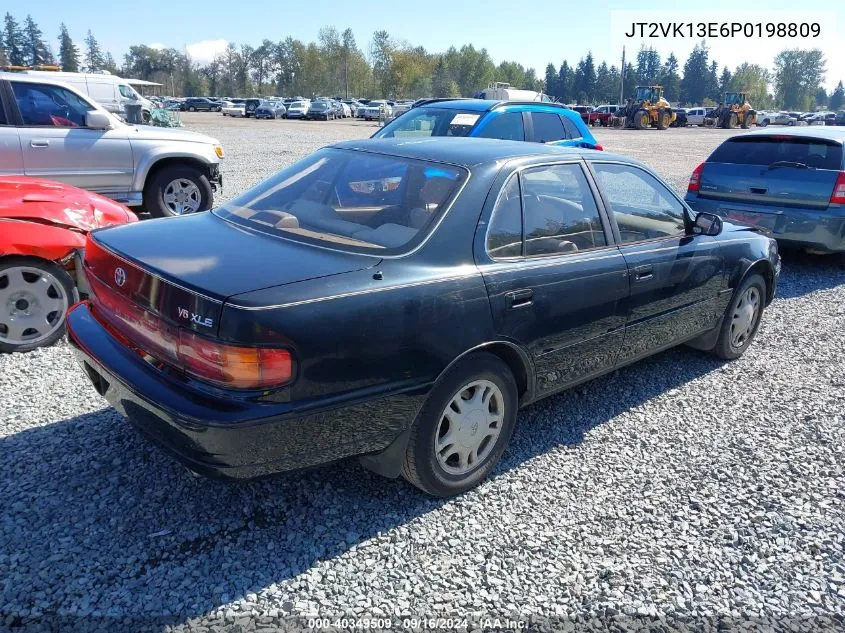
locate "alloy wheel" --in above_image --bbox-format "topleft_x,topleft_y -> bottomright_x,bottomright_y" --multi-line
434,379 -> 504,475
163,178 -> 202,215
0,266 -> 69,346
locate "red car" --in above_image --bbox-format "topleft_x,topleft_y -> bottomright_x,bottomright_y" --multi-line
1,177 -> 137,353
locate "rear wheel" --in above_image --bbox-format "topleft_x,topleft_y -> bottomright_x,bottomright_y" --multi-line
402,352 -> 518,497
712,274 -> 766,360
0,257 -> 77,353
188,106 -> 196,112
728,112 -> 738,129
145,165 -> 213,218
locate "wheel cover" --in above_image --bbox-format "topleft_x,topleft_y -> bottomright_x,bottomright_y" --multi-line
0,266 -> 69,346
163,178 -> 202,215
434,379 -> 504,476
730,286 -> 761,348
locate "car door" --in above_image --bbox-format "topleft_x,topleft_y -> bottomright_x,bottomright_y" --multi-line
11,81 -> 134,199
588,161 -> 726,365
476,160 -> 630,397
0,84 -> 23,176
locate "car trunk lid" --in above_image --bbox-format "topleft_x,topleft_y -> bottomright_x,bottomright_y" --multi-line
699,135 -> 843,209
85,212 -> 380,337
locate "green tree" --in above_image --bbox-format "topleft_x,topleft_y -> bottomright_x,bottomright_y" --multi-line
557,60 -> 573,103
4,14 -> 25,66
830,81 -> 844,111
813,87 -> 827,109
573,52 -> 596,103
370,30 -> 392,96
705,60 -> 720,102
658,54 -> 681,102
431,57 -> 458,97
680,41 -> 710,105
24,15 -> 52,65
635,46 -> 661,85
718,67 -> 732,96
774,49 -> 826,110
544,63 -> 558,100
622,62 -> 636,100
84,30 -> 104,72
57,23 -> 80,72
729,63 -> 772,109
594,61 -> 614,103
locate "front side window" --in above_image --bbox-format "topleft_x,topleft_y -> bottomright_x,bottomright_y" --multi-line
531,112 -> 566,143
475,112 -> 525,141
520,164 -> 607,256
591,163 -> 687,243
215,149 -> 466,254
12,82 -> 94,127
376,108 -> 480,138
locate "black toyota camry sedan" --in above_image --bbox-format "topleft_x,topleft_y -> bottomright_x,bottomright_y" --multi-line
67,138 -> 780,497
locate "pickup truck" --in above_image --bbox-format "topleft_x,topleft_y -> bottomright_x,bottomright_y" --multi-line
587,104 -> 620,127
0,73 -> 224,217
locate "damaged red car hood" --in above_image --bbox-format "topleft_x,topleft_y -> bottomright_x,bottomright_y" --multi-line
0,177 -> 136,230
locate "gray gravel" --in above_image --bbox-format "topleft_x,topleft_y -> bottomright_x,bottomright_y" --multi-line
1,115 -> 844,632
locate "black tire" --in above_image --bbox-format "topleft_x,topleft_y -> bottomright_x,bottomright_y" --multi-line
0,256 -> 78,353
787,120 -> 795,126
656,108 -> 670,130
144,165 -> 213,218
141,110 -> 151,124
760,118 -> 769,127
188,106 -> 196,112
634,109 -> 650,130
711,274 -> 766,360
402,352 -> 519,497
728,112 -> 738,129
741,113 -> 751,129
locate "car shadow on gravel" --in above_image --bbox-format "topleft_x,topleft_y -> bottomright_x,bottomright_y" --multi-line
0,259 -> 839,623
775,249 -> 844,299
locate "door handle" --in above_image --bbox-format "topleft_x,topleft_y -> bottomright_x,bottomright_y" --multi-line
505,288 -> 533,309
30,140 -> 50,148
633,264 -> 654,281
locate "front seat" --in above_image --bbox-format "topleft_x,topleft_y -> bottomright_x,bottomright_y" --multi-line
408,178 -> 457,229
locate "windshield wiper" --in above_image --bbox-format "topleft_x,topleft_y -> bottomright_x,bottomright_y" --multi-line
767,160 -> 811,171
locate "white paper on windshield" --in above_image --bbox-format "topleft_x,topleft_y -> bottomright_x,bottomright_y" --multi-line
451,113 -> 480,126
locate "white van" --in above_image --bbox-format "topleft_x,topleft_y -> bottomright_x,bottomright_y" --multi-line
21,71 -> 153,121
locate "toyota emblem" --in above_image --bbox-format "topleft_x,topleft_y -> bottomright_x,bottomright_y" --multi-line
114,267 -> 126,287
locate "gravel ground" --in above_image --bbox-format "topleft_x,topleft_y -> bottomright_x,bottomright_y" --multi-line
1,115 -> 844,632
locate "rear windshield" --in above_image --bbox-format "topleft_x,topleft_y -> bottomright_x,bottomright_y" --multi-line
214,149 -> 467,255
376,108 -> 481,138
708,136 -> 844,170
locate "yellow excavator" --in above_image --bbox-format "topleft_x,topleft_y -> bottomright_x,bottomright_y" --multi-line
704,92 -> 756,129
611,86 -> 676,130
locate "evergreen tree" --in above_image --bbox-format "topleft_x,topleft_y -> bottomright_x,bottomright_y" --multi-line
431,57 -> 458,97
594,61 -> 614,103
557,61 -> 573,103
3,14 -> 25,66
680,41 -> 710,105
659,53 -> 681,102
84,30 -> 104,72
544,63 -> 558,100
572,52 -> 596,103
830,81 -> 844,111
635,46 -> 661,85
622,62 -> 636,100
24,15 -> 52,66
705,60 -> 720,102
58,23 -> 80,72
719,67 -> 732,96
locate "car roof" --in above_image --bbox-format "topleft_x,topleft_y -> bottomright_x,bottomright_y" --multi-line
328,137 -> 634,168
738,127 -> 845,143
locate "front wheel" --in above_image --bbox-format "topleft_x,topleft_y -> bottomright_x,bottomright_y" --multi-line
402,352 -> 518,497
145,165 -> 213,218
0,257 -> 78,353
711,274 -> 766,360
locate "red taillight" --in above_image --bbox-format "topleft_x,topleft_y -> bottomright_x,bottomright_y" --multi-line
593,144 -> 604,151
831,172 -> 845,205
85,237 -> 293,390
688,162 -> 705,193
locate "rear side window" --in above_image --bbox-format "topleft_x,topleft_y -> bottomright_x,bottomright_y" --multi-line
531,112 -> 566,143
708,136 -> 844,170
560,115 -> 581,139
475,112 -> 525,141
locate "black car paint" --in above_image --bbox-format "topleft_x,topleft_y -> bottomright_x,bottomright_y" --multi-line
67,139 -> 778,481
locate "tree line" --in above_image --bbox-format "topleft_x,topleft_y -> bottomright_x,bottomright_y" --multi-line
2,13 -> 843,112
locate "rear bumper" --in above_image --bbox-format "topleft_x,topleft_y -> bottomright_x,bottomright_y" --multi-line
686,196 -> 845,253
65,302 -> 425,480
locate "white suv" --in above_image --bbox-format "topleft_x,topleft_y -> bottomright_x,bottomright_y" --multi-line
0,73 -> 224,217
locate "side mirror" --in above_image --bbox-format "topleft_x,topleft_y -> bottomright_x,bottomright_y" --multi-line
693,212 -> 723,236
85,111 -> 112,130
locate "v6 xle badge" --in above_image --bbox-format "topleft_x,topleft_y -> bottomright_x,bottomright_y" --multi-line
178,307 -> 213,328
